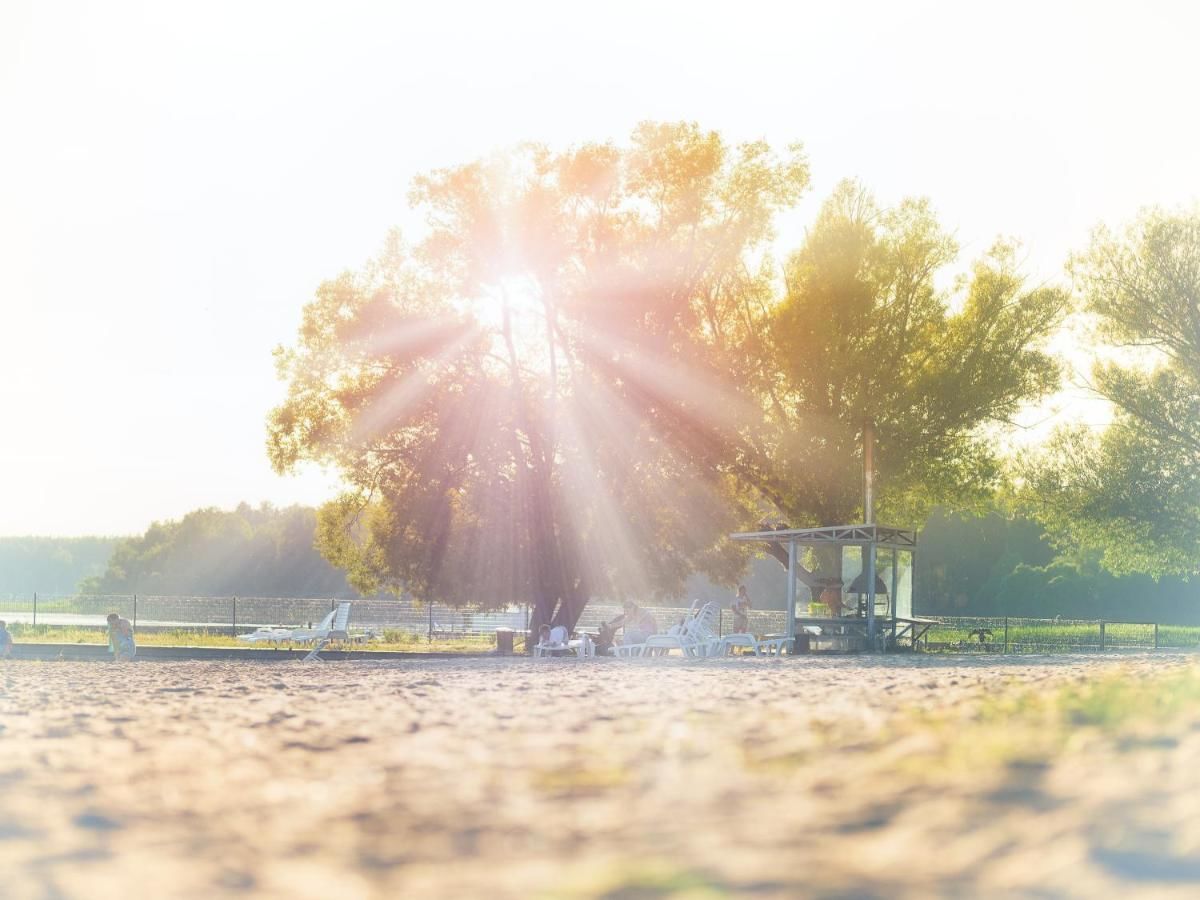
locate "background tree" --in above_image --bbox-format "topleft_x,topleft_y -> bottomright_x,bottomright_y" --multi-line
0,537 -> 118,597
1019,209 -> 1200,577
746,181 -> 1069,583
82,504 -> 354,597
269,123 -> 810,634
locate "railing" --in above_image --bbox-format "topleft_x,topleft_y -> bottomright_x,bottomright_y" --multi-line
918,616 -> 1200,653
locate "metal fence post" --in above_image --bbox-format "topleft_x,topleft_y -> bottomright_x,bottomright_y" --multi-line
1003,616 -> 1009,654
1099,620 -> 1106,651
1154,622 -> 1159,650
133,594 -> 137,629
33,592 -> 37,627
428,603 -> 433,642
232,596 -> 237,638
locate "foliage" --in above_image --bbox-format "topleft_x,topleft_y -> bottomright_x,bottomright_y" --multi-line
269,124 -> 1069,623
269,122 -> 810,620
80,503 -> 354,597
1018,209 -> 1200,576
916,508 -> 1055,611
0,537 -> 118,597
759,182 -> 1069,527
916,507 -> 1200,621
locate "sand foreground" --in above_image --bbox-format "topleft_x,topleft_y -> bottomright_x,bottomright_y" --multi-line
1,654 -> 1198,898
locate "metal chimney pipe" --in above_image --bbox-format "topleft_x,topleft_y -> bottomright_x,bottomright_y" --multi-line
863,417 -> 875,524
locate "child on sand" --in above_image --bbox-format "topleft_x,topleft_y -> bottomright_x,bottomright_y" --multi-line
106,613 -> 136,661
0,620 -> 12,658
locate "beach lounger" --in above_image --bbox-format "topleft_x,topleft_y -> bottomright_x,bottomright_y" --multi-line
237,601 -> 352,661
534,627 -> 595,658
619,602 -> 722,658
303,601 -> 352,661
717,633 -> 794,656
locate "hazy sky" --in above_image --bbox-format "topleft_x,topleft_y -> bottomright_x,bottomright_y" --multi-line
2,0 -> 1197,536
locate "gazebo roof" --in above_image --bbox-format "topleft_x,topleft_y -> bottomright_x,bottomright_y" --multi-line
729,523 -> 917,550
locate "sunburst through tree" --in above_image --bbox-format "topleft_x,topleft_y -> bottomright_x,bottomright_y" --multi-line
269,121 -> 1068,636
268,123 -> 809,634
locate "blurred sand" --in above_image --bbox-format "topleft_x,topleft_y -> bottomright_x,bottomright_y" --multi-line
1,653 -> 1198,899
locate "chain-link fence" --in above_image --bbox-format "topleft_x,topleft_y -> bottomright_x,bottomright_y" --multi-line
3,596 -> 1196,651
0,594 -> 790,638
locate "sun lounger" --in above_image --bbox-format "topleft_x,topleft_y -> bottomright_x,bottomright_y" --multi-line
303,601 -> 352,661
617,602 -> 722,658
717,633 -> 793,656
534,626 -> 594,658
237,601 -> 352,661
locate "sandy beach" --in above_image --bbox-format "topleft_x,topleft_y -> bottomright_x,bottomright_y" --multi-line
1,653 -> 1198,899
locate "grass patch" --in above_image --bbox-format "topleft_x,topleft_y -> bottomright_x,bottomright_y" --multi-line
532,764 -> 631,795
926,621 -> 1200,652
924,663 -> 1200,770
6,622 -> 499,654
542,862 -> 727,899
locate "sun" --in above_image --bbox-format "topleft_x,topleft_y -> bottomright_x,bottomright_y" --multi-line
472,275 -> 556,372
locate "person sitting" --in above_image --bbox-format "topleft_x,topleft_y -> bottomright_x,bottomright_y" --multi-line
106,612 -> 136,661
615,601 -> 658,647
594,618 -> 621,656
536,623 -> 570,656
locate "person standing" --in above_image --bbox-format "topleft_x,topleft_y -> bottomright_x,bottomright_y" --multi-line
0,620 -> 13,659
106,612 -> 136,661
732,585 -> 751,634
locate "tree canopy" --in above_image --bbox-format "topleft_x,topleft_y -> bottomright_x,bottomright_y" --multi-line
269,122 -> 1069,628
269,123 -> 810,628
757,181 -> 1068,529
1018,210 -> 1200,577
82,504 -> 354,597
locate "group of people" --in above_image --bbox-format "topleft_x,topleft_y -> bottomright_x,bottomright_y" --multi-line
0,613 -> 135,661
537,586 -> 753,656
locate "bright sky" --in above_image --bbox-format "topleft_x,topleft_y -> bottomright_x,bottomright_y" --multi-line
2,0 -> 1197,536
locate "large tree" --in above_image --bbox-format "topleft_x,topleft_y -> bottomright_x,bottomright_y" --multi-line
745,181 -> 1069,582
268,123 -> 810,633
269,124 -> 1068,630
1018,210 -> 1200,577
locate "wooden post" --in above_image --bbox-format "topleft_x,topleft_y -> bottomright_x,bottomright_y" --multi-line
1154,622 -> 1159,650
1099,620 -> 1106,651
786,539 -> 797,645
865,540 -> 877,646
890,550 -> 898,648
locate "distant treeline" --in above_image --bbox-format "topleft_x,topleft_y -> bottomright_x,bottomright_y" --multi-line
5,504 -> 1197,622
0,537 -> 119,597
916,510 -> 1200,624
80,503 -> 355,598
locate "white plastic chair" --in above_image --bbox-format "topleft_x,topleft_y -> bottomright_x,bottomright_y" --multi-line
625,602 -> 722,658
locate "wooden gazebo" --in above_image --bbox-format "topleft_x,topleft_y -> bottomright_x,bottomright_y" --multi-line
728,523 -> 925,650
